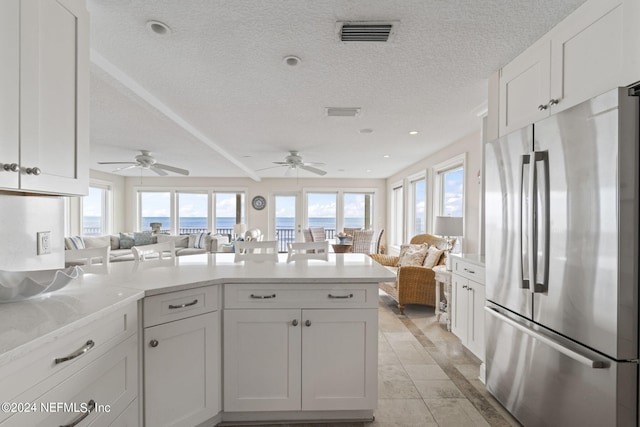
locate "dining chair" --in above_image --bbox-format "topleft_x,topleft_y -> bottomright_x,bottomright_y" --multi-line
309,227 -> 326,242
351,229 -> 375,253
286,241 -> 329,262
132,241 -> 176,262
234,240 -> 279,262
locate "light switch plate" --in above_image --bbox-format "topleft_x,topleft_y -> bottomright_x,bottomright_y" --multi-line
37,231 -> 51,255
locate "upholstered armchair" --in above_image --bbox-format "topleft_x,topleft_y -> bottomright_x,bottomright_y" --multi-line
370,234 -> 453,314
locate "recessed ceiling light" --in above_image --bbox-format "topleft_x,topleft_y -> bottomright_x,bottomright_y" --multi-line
366,169 -> 372,173
383,155 -> 390,158
283,55 -> 301,66
409,130 -> 419,135
359,128 -> 374,134
146,20 -> 172,36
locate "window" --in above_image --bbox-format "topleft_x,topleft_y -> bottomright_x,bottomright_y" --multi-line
343,192 -> 374,229
137,189 -> 246,235
214,192 -> 245,235
82,185 -> 110,236
306,192 -> 337,239
178,192 -> 208,234
410,177 -> 426,235
139,191 -> 171,233
391,185 -> 404,246
433,154 -> 465,251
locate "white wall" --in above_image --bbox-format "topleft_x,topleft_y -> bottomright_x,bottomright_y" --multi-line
386,130 -> 483,254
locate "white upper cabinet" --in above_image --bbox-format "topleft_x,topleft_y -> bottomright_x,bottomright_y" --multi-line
0,0 -> 88,196
497,0 -> 639,137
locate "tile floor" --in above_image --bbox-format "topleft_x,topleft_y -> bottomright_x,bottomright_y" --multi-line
226,291 -> 521,427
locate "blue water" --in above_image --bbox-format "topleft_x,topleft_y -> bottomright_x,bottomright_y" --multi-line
84,217 -> 365,230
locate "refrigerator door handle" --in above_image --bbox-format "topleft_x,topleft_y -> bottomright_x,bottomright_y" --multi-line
533,151 -> 550,293
527,151 -> 537,292
485,307 -> 608,369
520,154 -> 531,290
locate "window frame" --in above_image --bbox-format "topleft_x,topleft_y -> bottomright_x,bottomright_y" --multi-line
389,181 -> 404,249
82,180 -> 112,236
432,153 -> 466,249
407,173 -> 427,237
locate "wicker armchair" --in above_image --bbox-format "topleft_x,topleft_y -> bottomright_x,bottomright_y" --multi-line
371,234 -> 454,314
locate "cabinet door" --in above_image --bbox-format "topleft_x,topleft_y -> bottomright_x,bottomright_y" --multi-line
301,309 -> 377,410
0,0 -> 20,189
467,281 -> 485,362
550,0 -> 625,113
223,309 -> 301,412
499,37 -> 550,136
451,275 -> 469,343
144,311 -> 220,427
19,0 -> 88,195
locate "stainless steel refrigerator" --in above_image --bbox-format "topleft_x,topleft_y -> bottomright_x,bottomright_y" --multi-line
484,87 -> 639,427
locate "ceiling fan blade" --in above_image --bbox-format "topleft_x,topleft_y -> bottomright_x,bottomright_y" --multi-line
273,161 -> 290,165
98,161 -> 138,165
300,165 -> 326,176
154,163 -> 190,176
112,164 -> 139,172
150,166 -> 169,176
256,165 -> 287,172
302,162 -> 326,166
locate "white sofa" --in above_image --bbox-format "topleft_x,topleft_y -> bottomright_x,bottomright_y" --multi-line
65,232 -> 229,264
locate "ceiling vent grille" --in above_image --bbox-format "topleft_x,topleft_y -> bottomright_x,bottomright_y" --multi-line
326,107 -> 361,117
339,22 -> 393,42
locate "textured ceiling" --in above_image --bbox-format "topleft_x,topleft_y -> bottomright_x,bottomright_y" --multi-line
88,0 -> 587,179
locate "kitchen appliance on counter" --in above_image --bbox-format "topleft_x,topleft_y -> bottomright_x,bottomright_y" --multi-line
484,87 -> 638,426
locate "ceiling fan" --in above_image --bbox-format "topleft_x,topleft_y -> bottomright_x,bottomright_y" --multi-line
98,150 -> 189,176
259,151 -> 327,176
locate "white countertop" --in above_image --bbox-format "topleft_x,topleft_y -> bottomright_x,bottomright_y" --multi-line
450,253 -> 485,267
0,253 -> 395,365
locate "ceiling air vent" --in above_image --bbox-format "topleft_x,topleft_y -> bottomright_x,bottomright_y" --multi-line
326,107 -> 361,117
339,22 -> 394,42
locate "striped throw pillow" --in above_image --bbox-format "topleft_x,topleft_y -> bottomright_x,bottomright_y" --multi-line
65,236 -> 85,250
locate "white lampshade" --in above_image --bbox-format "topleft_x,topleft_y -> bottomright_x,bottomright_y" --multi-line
434,216 -> 463,237
233,223 -> 247,235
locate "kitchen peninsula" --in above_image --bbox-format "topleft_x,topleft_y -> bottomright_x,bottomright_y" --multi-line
0,253 -> 395,426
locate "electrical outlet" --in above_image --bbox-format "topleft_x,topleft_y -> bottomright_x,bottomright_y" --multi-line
37,231 -> 51,255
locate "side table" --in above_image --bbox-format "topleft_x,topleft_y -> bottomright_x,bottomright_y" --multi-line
331,243 -> 353,253
433,265 -> 452,331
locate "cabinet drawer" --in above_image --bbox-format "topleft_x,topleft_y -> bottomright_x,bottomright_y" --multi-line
0,302 -> 137,423
1,334 -> 137,427
144,285 -> 219,327
452,259 -> 485,284
224,283 -> 378,309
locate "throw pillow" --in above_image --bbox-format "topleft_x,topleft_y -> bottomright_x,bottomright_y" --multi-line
64,236 -> 85,250
189,232 -> 209,249
119,232 -> 135,249
398,243 -> 427,259
82,235 -> 110,249
398,244 -> 429,267
423,246 -> 445,268
134,231 -> 154,246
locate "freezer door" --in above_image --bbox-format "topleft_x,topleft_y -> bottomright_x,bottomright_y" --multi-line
485,305 -> 637,427
485,126 -> 533,318
532,88 -> 639,359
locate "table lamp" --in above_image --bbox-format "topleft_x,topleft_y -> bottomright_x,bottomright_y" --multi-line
434,216 -> 463,270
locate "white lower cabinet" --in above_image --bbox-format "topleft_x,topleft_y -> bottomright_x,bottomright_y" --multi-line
224,306 -> 377,412
451,257 -> 486,362
143,286 -> 221,427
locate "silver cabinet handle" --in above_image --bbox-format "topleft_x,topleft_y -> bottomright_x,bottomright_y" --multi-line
150,339 -> 159,347
485,307 -> 607,368
548,98 -> 560,106
463,268 -> 475,274
168,299 -> 198,309
538,104 -> 548,111
305,320 -> 311,327
2,163 -> 18,172
328,293 -> 354,299
55,340 -> 95,364
292,319 -> 298,326
462,285 -> 468,289
250,293 -> 276,299
25,167 -> 41,175
60,399 -> 95,427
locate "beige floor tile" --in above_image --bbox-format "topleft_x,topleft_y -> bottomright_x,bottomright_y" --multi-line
455,363 -> 480,381
378,364 -> 412,383
371,398 -> 438,426
413,379 -> 465,399
378,350 -> 401,366
403,364 -> 450,381
424,398 -> 491,427
378,378 -> 421,399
